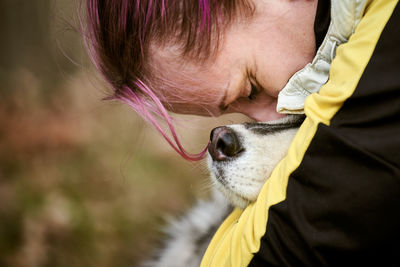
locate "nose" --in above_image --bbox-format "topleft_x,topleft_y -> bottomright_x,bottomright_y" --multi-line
208,126 -> 243,161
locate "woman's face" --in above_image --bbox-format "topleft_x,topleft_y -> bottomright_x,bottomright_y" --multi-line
151,0 -> 318,122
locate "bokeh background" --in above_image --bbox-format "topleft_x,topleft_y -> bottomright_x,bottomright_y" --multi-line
0,1 -> 247,266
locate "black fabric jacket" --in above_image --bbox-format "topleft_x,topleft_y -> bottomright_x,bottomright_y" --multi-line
201,0 -> 400,266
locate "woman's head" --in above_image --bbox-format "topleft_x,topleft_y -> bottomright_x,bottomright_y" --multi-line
84,0 -> 317,160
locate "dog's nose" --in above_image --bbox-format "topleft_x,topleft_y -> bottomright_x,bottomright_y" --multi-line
208,126 -> 243,161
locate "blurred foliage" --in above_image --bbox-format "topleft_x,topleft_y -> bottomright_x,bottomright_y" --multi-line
0,71 -> 210,266
0,1 -> 248,266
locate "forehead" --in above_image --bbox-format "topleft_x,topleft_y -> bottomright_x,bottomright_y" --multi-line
147,42 -> 241,115
150,47 -> 225,91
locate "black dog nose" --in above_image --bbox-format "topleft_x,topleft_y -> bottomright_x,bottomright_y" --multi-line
208,126 -> 243,161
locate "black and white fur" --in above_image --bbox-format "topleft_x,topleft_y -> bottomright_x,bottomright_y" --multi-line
207,115 -> 303,209
142,189 -> 232,267
143,115 -> 303,267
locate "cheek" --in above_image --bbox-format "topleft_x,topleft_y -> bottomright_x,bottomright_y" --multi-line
257,52 -> 313,94
254,29 -> 316,94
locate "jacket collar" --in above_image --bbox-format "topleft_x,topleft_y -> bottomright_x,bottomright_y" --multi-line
277,0 -> 369,114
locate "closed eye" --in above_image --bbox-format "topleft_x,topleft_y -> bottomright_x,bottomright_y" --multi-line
248,83 -> 258,100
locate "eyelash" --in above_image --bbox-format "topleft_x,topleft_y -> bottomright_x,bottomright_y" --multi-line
248,84 -> 258,100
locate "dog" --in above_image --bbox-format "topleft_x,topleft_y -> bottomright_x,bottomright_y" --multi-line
143,115 -> 304,267
207,115 -> 304,209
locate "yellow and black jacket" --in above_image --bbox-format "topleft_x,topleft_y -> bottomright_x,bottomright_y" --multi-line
201,0 -> 400,266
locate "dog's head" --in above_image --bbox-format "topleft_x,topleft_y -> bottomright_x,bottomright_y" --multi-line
207,115 -> 304,209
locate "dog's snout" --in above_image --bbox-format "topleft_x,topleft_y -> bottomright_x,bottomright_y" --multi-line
208,126 -> 243,161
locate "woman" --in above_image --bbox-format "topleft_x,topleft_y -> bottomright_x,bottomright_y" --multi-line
84,0 -> 319,159
84,0 -> 400,266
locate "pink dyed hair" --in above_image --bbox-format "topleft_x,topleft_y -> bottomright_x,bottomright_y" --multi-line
83,0 -> 253,160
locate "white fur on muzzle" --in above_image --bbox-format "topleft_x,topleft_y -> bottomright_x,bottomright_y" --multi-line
207,115 -> 303,209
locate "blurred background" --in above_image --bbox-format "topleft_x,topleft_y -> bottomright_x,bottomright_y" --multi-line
0,1 -> 247,266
